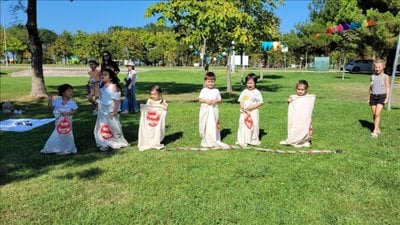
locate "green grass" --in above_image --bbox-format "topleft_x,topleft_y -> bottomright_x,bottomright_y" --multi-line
1,67 -> 399,224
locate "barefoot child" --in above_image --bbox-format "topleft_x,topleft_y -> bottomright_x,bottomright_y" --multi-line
87,59 -> 101,115
280,80 -> 315,148
198,72 -> 228,148
236,73 -> 263,147
94,68 -> 128,151
41,84 -> 78,155
369,59 -> 390,138
138,85 -> 168,151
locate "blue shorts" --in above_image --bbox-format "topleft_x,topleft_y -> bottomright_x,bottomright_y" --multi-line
369,94 -> 386,106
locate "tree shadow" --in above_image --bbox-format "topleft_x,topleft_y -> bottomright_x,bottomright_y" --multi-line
137,81 -> 202,95
163,131 -> 183,145
0,98 -> 128,185
334,76 -> 351,79
259,129 -> 268,140
358,119 -> 374,132
257,84 -> 282,92
221,128 -> 231,140
263,74 -> 283,79
55,167 -> 104,180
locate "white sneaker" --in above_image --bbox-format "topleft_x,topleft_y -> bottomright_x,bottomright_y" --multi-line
279,140 -> 290,145
121,110 -> 129,114
293,142 -> 310,148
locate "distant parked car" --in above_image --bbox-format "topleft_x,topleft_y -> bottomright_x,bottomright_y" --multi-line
384,64 -> 400,75
344,59 -> 374,73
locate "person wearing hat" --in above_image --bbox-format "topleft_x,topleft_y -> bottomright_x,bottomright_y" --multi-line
121,61 -> 138,114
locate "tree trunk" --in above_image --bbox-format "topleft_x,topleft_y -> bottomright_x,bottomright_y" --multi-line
26,0 -> 47,97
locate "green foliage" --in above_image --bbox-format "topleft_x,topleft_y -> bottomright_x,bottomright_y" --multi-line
1,68 -> 400,224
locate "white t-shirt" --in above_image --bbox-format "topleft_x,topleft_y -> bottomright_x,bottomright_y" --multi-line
238,88 -> 263,109
127,70 -> 137,85
52,97 -> 78,116
199,88 -> 221,101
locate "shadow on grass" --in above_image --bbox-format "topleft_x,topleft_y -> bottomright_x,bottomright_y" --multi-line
55,167 -> 105,180
0,101 -> 130,185
163,132 -> 183,145
259,129 -> 267,140
334,76 -> 352,79
263,74 -> 283,79
136,82 -> 203,95
359,119 -> 374,132
221,128 -> 231,140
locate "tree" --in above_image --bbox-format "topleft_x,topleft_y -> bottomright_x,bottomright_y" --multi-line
145,0 -> 281,92
25,0 -> 47,97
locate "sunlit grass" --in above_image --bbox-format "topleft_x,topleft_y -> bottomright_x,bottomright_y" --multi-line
1,67 -> 399,224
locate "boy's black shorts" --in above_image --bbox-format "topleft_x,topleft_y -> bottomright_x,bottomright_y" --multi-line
369,94 -> 386,105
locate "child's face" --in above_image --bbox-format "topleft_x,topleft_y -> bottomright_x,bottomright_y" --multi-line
374,62 -> 384,74
89,63 -> 97,70
63,88 -> 73,98
246,79 -> 256,90
101,71 -> 111,83
205,79 -> 216,89
150,90 -> 161,101
296,84 -> 307,96
126,65 -> 133,71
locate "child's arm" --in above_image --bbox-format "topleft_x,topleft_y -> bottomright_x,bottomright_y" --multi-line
47,95 -> 54,110
247,102 -> 262,111
60,109 -> 77,117
111,99 -> 119,116
287,96 -> 293,103
368,75 -> 373,103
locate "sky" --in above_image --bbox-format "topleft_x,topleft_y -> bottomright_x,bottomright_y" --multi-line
0,0 -> 311,34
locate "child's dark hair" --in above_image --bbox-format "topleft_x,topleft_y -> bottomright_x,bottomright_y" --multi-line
58,84 -> 73,96
88,59 -> 99,66
151,85 -> 162,94
103,68 -> 122,91
296,80 -> 309,89
204,72 -> 216,81
245,73 -> 258,84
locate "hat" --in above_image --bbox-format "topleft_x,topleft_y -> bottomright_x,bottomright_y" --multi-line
125,61 -> 135,67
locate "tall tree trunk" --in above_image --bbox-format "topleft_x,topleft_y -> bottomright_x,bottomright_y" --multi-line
26,0 -> 47,97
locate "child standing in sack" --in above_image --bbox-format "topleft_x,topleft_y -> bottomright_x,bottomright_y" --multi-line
138,85 -> 168,151
236,73 -> 263,147
280,80 -> 315,148
94,68 -> 129,151
41,84 -> 78,155
198,72 -> 228,148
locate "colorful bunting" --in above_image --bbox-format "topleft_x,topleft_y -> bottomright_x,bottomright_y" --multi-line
319,19 -> 376,37
261,41 -> 285,51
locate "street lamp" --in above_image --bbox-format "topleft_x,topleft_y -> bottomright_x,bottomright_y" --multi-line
231,40 -> 235,73
189,45 -> 193,66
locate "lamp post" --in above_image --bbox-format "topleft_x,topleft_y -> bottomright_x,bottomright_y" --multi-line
189,45 -> 193,66
231,40 -> 235,73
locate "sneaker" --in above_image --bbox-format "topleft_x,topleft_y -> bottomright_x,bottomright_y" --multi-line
293,142 -> 310,148
279,140 -> 290,145
99,146 -> 109,151
92,109 -> 97,115
121,110 -> 129,114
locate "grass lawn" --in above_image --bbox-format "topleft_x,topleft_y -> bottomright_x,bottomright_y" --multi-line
1,66 -> 399,224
